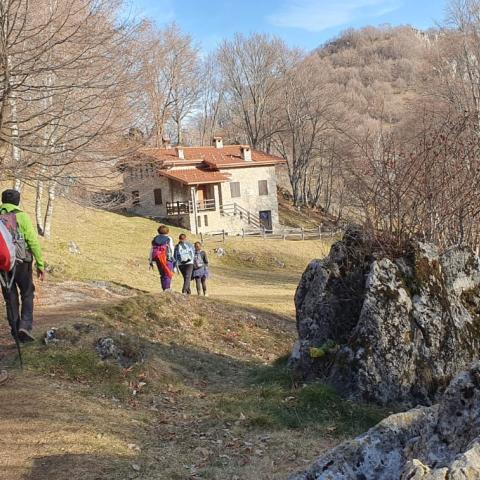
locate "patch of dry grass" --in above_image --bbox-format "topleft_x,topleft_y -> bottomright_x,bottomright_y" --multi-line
0,374 -> 143,480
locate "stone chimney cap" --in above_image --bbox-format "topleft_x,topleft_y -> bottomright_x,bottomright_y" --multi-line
240,145 -> 252,161
213,137 -> 223,149
175,146 -> 185,159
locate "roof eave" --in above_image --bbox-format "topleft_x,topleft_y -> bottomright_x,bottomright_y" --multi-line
206,160 -> 286,169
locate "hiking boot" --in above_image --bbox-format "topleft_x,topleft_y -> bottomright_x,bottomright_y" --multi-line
18,329 -> 35,343
0,370 -> 8,384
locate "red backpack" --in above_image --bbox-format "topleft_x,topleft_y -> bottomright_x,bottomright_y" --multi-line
0,213 -> 17,273
152,244 -> 173,278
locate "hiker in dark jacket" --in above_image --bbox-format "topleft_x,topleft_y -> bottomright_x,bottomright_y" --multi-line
174,233 -> 195,294
149,225 -> 175,291
0,189 -> 45,343
192,241 -> 209,296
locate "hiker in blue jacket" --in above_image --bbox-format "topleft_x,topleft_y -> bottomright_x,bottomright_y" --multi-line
174,233 -> 195,294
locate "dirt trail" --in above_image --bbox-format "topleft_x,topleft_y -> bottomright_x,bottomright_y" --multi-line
0,281 -> 141,480
0,281 -> 133,356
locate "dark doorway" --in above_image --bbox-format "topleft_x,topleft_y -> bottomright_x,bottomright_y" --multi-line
259,210 -> 272,231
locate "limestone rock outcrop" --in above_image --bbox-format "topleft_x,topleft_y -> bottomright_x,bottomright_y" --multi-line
289,362 -> 480,480
291,226 -> 480,405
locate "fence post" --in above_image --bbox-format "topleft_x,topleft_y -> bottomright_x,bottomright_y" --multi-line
222,229 -> 225,243
200,232 -> 204,243
301,227 -> 305,241
318,223 -> 322,239
262,226 -> 266,240
283,230 -> 286,241
242,228 -> 245,240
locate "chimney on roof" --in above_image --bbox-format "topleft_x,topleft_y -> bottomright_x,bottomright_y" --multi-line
162,137 -> 171,149
175,146 -> 184,159
213,136 -> 223,149
240,145 -> 252,162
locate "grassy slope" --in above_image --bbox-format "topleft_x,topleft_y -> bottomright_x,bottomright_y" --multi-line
18,294 -> 385,480
29,191 -> 332,316
0,188 -> 385,479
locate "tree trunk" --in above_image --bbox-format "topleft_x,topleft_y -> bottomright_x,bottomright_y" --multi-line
176,119 -> 182,145
43,184 -> 56,238
36,180 -> 45,235
13,178 -> 23,192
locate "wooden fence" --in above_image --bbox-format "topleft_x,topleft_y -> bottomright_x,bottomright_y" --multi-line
199,225 -> 342,243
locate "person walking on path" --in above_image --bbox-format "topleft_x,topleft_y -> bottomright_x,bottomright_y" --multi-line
0,189 -> 45,343
174,233 -> 195,294
0,370 -> 8,384
192,241 -> 209,296
149,225 -> 175,291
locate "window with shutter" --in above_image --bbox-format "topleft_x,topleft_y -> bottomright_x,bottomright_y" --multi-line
153,188 -> 163,205
258,180 -> 268,196
132,191 -> 140,206
230,182 -> 240,198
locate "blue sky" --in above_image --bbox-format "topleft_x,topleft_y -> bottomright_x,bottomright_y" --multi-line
128,0 -> 448,51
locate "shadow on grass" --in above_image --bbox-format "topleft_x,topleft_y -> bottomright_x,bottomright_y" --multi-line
24,453 -> 135,480
222,355 -> 389,436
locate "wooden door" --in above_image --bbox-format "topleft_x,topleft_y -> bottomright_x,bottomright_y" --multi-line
197,185 -> 207,209
259,210 -> 272,232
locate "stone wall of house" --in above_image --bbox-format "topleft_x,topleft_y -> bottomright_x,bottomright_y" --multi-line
123,164 -> 281,234
123,173 -> 190,219
193,208 -> 255,234
219,165 -> 280,230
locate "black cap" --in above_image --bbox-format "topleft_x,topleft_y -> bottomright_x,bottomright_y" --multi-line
1,189 -> 20,206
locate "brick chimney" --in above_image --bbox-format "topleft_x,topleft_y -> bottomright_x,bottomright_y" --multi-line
162,137 -> 171,149
175,146 -> 184,159
213,136 -> 223,149
240,145 -> 252,161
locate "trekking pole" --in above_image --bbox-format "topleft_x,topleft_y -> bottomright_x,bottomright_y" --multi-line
1,272 -> 23,369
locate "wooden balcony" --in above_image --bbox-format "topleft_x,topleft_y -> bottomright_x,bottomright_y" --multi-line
166,199 -> 216,216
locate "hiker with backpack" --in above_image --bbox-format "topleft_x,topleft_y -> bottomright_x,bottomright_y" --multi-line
174,233 -> 195,294
0,189 -> 45,345
149,225 -> 175,291
192,241 -> 209,296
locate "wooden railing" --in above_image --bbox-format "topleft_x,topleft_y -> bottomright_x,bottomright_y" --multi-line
200,225 -> 343,243
220,203 -> 262,228
166,199 -> 216,215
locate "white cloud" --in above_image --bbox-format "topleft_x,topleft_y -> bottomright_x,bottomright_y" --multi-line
268,0 -> 402,32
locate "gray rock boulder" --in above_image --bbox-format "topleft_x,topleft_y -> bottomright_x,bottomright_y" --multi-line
292,227 -> 480,405
289,362 -> 480,480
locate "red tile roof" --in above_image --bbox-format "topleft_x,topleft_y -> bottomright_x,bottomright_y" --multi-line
159,168 -> 231,186
138,145 -> 286,168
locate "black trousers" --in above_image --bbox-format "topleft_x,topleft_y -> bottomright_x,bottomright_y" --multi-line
1,262 -> 35,332
178,264 -> 193,294
195,277 -> 207,295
